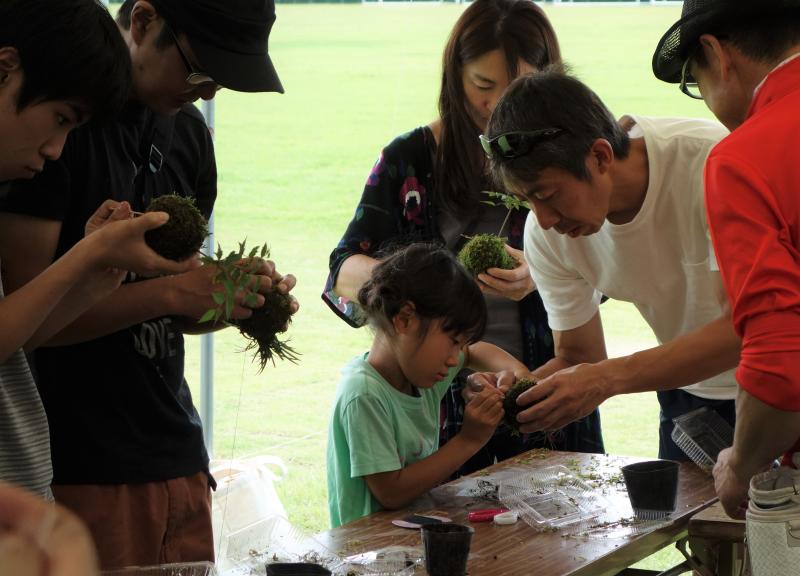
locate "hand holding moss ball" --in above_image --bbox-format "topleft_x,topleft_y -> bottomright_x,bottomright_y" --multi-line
199,242 -> 300,371
503,378 -> 538,435
457,234 -> 516,276
144,194 -> 208,261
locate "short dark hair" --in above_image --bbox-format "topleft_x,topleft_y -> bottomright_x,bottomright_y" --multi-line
486,68 -> 630,190
117,0 -> 177,50
694,11 -> 800,68
437,0 -> 561,217
0,0 -> 131,120
358,243 -> 487,344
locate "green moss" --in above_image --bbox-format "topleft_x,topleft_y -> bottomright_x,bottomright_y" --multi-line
233,290 -> 299,371
145,194 -> 208,261
503,378 -> 538,435
457,234 -> 516,276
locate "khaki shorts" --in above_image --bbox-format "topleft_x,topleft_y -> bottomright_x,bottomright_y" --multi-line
53,472 -> 213,570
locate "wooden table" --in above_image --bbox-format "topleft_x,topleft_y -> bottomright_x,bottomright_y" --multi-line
688,501 -> 747,576
315,450 -> 717,576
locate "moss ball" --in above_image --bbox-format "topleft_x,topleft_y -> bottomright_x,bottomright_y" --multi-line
457,234 -> 516,276
145,194 -> 208,261
233,290 -> 298,371
503,378 -> 538,435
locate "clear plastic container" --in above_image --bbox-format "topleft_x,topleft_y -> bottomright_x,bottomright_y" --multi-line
102,562 -> 217,576
266,564 -> 331,576
219,514 -> 301,568
498,465 -> 608,531
218,517 -> 339,575
670,406 -> 733,473
333,546 -> 421,576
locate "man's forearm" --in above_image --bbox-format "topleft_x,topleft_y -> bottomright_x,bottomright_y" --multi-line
530,312 -> 608,380
466,341 -> 528,375
603,315 -> 740,396
530,356 -> 575,381
39,276 -> 179,346
25,277 -> 115,351
731,389 -> 800,479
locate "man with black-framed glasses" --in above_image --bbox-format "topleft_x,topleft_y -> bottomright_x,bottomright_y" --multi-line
678,47 -> 702,100
0,0 -> 297,569
483,68 -> 741,464
162,21 -> 220,91
655,1 -> 800,572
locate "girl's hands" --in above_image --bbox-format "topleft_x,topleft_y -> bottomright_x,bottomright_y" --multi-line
460,387 -> 504,447
464,369 -> 521,400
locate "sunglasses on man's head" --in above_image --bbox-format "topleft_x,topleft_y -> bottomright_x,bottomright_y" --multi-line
479,128 -> 565,161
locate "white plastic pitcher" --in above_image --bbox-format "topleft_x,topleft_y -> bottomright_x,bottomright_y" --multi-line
210,456 -> 289,569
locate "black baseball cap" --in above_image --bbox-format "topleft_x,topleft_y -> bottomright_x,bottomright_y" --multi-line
652,0 -> 800,83
150,0 -> 284,93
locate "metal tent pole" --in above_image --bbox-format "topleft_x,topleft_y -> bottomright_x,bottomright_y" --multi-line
200,99 -> 216,456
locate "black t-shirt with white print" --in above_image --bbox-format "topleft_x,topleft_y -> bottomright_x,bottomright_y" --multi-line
0,102 -> 217,485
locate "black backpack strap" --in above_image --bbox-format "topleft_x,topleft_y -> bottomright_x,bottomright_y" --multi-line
136,111 -> 177,209
147,114 -> 176,175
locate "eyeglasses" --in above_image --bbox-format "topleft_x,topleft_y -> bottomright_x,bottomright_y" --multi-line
164,22 -> 218,88
680,47 -> 703,100
479,128 -> 565,160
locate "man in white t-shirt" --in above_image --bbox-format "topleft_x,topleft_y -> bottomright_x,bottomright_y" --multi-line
480,69 -> 740,459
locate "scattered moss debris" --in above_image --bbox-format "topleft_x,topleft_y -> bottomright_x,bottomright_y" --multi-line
516,448 -> 551,465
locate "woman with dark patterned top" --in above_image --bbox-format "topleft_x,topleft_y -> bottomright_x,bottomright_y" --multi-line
323,0 -> 604,474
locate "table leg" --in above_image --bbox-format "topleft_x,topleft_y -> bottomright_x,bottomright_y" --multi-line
687,535 -> 746,576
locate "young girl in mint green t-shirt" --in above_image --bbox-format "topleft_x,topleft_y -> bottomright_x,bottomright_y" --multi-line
327,244 -> 528,527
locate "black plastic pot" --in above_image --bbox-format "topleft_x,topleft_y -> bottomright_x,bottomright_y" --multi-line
621,460 -> 680,518
265,563 -> 331,576
421,523 -> 474,576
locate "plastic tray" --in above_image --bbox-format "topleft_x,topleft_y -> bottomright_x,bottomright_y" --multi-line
266,564 -> 331,576
671,407 -> 733,472
498,465 -> 608,531
102,562 -> 217,576
332,546 -> 420,576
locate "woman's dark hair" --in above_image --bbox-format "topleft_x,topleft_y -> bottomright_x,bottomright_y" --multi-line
358,243 -> 487,343
0,0 -> 131,121
437,0 -> 561,216
487,68 -> 630,191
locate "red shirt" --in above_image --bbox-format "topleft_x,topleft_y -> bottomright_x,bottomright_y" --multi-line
705,55 -> 800,419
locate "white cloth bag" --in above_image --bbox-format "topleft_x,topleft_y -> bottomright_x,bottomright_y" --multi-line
746,466 -> 800,576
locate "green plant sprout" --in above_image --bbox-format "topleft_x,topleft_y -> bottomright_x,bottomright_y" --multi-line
481,190 -> 527,237
200,241 -> 299,370
457,191 -> 526,276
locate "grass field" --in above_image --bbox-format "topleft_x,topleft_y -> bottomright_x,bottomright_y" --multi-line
179,3 -> 719,569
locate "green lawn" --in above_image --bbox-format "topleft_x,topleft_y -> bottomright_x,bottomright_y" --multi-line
181,3 -> 716,569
